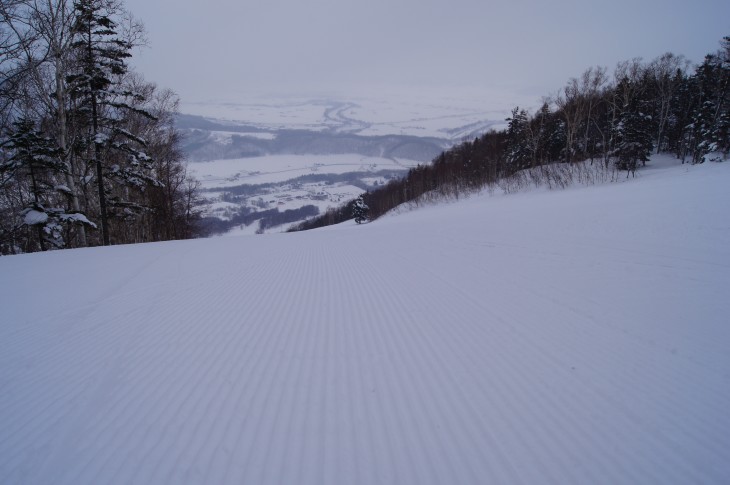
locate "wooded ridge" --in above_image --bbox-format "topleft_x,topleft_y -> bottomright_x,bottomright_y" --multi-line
291,38 -> 729,232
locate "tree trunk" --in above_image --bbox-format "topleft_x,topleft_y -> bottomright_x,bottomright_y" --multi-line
55,61 -> 87,246
28,163 -> 46,251
88,24 -> 109,245
93,94 -> 109,246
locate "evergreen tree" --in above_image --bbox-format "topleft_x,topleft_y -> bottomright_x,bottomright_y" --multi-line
1,118 -> 95,250
692,38 -> 730,161
666,69 -> 694,161
352,194 -> 369,224
612,78 -> 653,175
1,0 -> 200,253
533,103 -> 564,165
505,107 -> 531,171
67,0 -> 156,245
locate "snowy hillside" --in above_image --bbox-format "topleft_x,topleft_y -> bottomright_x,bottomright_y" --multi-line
1,158 -> 729,484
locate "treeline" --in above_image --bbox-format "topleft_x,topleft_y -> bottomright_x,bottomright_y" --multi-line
201,205 -> 320,235
0,0 -> 201,255
210,169 -> 403,199
291,37 -> 729,232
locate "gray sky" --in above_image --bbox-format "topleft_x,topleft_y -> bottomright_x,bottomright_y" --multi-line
124,0 -> 729,105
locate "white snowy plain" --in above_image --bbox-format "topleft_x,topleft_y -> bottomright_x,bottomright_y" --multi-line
190,154 -> 419,189
181,91 -> 524,139
1,157 -> 729,484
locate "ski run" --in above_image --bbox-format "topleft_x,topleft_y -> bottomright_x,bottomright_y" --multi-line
1,156 -> 729,484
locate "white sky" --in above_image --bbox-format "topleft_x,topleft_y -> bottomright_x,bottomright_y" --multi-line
124,0 -> 729,106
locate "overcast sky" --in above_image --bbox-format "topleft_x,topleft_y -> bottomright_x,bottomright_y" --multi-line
123,0 -> 728,105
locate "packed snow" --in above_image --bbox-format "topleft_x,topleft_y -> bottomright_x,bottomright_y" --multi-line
1,157 -> 729,484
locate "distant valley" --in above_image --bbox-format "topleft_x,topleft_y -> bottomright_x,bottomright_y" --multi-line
178,97 -> 509,235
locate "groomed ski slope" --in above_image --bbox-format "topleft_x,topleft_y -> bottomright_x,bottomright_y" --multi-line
1,157 -> 729,484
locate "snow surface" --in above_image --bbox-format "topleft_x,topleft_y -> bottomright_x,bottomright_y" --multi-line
58,213 -> 96,227
207,131 -> 277,144
1,158 -> 729,484
22,209 -> 48,226
190,154 -> 418,188
181,92 -> 525,139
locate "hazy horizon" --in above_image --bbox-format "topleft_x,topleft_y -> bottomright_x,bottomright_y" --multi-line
125,0 -> 728,110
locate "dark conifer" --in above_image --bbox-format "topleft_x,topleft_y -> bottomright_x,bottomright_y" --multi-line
1,118 -> 95,250
352,195 -> 369,224
67,0 -> 157,245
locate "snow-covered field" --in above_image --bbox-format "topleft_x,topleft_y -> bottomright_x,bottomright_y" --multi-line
182,92 -> 522,139
207,131 -> 277,144
191,154 -> 420,234
191,154 -> 418,189
1,158 -> 729,484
